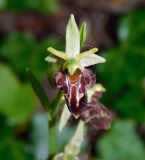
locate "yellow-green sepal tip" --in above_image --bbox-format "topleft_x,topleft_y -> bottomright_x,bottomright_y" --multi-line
47,47 -> 69,60
77,47 -> 98,60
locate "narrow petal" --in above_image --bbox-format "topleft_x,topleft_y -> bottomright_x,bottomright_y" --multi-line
77,48 -> 98,60
45,56 -> 57,63
80,54 -> 106,67
66,14 -> 80,58
79,22 -> 86,49
47,47 -> 68,60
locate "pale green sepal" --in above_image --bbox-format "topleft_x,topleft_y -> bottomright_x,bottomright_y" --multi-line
45,56 -> 57,63
59,104 -> 71,132
80,53 -> 106,67
47,47 -> 68,60
66,14 -> 80,58
77,48 -> 98,60
65,120 -> 84,156
80,22 -> 86,49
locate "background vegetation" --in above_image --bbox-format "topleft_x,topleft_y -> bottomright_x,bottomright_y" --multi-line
0,0 -> 145,159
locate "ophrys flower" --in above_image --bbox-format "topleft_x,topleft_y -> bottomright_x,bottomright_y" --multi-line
45,14 -> 105,75
45,14 -> 106,116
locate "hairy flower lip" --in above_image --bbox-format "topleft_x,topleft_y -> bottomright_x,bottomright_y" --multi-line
55,69 -> 96,116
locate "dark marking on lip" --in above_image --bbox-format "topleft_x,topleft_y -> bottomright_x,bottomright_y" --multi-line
55,69 -> 96,116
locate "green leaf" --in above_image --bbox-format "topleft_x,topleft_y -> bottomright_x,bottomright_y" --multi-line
5,0 -> 30,11
98,120 -> 145,160
11,84 -> 35,123
79,22 -> 86,49
32,112 -> 49,160
0,0 -> 5,9
0,135 -> 31,160
66,14 -> 80,58
32,0 -> 58,14
0,33 -> 64,79
99,45 -> 145,122
50,92 -> 63,114
115,87 -> 145,122
0,64 -> 35,124
27,69 -> 50,111
49,125 -> 59,155
4,0 -> 58,13
0,32 -> 35,78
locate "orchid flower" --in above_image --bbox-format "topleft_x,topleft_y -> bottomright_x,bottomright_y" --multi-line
45,14 -> 106,75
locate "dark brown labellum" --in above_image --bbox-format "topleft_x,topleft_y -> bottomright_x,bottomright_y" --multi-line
55,69 -> 96,116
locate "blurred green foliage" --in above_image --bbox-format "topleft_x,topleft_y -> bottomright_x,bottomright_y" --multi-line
0,4 -> 145,160
32,112 -> 49,160
0,33 -> 64,80
0,64 -> 35,124
100,10 -> 145,122
0,0 -> 57,13
0,31 -> 64,159
98,120 -> 145,160
0,135 -> 31,160
28,69 -> 50,111
0,117 -> 33,160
